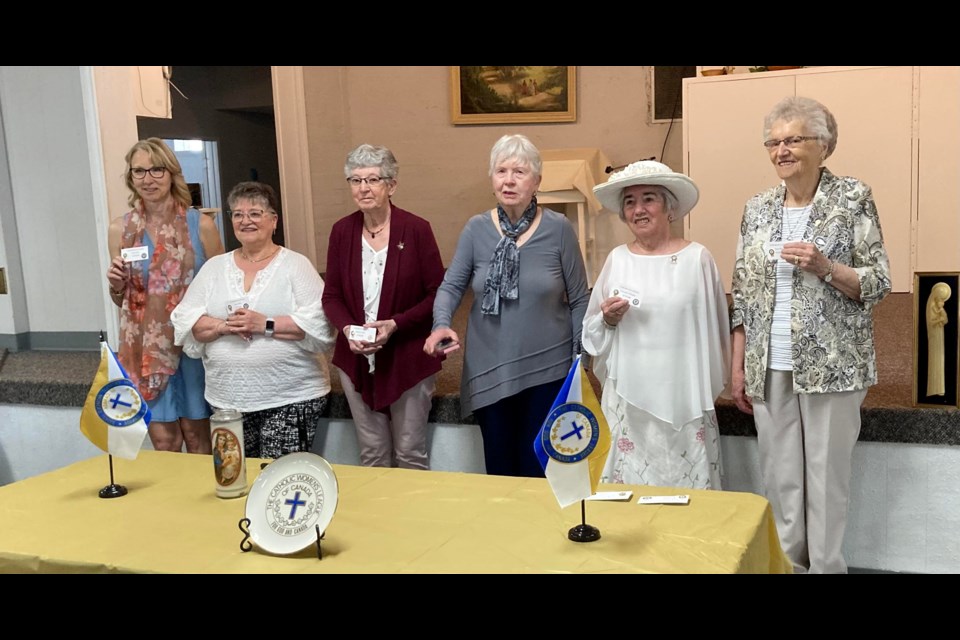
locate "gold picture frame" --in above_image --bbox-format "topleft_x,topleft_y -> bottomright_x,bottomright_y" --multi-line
913,271 -> 960,408
450,66 -> 577,125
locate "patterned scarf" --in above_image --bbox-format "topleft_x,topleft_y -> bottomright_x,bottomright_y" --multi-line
117,204 -> 196,401
481,197 -> 538,316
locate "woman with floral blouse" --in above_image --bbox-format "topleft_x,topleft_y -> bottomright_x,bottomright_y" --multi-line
730,96 -> 891,574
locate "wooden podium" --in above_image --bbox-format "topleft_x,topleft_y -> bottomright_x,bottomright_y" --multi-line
538,148 -> 612,285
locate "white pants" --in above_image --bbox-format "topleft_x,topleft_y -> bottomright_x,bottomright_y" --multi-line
338,369 -> 435,470
752,369 -> 866,574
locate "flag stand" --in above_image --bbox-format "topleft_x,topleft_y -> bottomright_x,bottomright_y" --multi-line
568,500 -> 600,542
98,454 -> 128,499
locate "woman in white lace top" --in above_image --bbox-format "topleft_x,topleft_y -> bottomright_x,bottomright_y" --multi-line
171,182 -> 336,459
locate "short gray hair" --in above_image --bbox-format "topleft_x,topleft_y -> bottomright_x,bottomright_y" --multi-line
619,185 -> 679,221
763,96 -> 838,159
344,144 -> 399,180
488,134 -> 542,177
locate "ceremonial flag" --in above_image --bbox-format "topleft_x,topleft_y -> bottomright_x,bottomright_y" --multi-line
79,341 -> 151,460
533,355 -> 611,508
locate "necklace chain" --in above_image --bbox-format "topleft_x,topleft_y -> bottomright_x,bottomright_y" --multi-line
240,246 -> 280,263
782,206 -> 810,240
364,216 -> 390,239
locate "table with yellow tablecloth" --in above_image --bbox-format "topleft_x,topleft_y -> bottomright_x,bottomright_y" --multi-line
0,451 -> 790,573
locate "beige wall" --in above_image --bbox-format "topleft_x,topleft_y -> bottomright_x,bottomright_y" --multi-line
302,66 -> 684,271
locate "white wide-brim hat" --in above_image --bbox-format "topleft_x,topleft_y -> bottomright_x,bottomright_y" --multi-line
593,160 -> 699,219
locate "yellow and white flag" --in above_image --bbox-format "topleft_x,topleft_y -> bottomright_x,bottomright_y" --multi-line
79,341 -> 151,460
533,355 -> 611,508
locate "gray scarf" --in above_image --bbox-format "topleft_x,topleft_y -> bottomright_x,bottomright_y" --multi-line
481,197 -> 538,315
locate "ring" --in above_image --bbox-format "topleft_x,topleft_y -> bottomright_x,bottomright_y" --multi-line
794,256 -> 800,266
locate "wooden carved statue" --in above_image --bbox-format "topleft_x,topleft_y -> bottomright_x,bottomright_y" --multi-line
926,282 -> 952,397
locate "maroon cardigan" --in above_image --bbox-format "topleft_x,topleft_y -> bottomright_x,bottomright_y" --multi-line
322,205 -> 445,412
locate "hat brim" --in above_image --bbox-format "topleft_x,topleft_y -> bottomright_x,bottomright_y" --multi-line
593,172 -> 700,219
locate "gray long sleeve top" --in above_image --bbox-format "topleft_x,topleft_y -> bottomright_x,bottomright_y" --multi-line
433,208 -> 590,417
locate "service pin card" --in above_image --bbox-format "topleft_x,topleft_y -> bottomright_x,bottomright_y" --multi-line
121,246 -> 149,263
764,241 -> 786,261
610,284 -> 641,307
586,491 -> 634,501
348,325 -> 377,342
637,494 -> 690,505
226,298 -> 250,315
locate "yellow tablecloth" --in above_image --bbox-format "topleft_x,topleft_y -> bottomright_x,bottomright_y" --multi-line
0,452 -> 790,573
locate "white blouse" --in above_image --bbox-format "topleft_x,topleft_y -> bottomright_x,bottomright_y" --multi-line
361,236 -> 387,373
769,205 -> 812,370
582,242 -> 731,426
171,248 -> 336,412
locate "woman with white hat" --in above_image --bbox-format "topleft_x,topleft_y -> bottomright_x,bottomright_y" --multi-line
583,161 -> 730,489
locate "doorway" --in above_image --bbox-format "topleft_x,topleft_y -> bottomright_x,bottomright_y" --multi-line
165,138 -> 225,248
135,65 -> 282,253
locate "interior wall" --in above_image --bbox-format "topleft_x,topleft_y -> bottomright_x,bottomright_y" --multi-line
303,66 -> 684,270
0,67 -> 105,340
136,66 -> 281,251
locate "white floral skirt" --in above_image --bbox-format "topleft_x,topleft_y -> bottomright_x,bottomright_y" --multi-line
600,390 -> 723,490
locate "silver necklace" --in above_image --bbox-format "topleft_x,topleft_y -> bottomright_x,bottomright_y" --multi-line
782,206 -> 810,240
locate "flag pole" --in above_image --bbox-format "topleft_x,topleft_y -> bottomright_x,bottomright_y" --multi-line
99,454 -> 128,498
95,330 -> 128,499
568,500 -> 600,542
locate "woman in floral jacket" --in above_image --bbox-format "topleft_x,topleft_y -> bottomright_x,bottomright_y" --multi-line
730,96 -> 891,574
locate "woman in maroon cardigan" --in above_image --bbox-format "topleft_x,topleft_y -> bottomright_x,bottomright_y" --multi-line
322,144 -> 445,469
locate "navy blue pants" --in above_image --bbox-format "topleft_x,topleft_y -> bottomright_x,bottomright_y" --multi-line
472,377 -> 565,478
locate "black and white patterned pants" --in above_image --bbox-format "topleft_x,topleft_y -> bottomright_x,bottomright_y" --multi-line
242,395 -> 328,460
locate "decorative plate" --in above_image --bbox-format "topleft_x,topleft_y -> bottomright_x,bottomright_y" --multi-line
244,452 -> 339,555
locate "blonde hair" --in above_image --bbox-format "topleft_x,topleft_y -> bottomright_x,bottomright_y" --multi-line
124,138 -> 192,209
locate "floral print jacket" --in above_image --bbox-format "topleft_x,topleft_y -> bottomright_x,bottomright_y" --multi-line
731,167 -> 891,400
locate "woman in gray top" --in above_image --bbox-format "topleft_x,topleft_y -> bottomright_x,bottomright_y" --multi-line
424,134 -> 590,477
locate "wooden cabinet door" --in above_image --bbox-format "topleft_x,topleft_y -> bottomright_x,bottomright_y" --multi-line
916,66 -> 960,273
797,66 -> 914,291
684,74 -> 795,290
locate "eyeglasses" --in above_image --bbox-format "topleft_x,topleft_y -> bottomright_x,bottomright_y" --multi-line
130,166 -> 168,180
230,209 -> 271,222
346,176 -> 390,187
762,136 -> 818,150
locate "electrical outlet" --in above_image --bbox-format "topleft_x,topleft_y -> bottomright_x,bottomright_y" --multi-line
0,267 -> 6,294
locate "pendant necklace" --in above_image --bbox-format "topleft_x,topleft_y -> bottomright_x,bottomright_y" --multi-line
364,217 -> 389,239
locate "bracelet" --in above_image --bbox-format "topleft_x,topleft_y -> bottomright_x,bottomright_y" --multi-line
109,287 -> 124,297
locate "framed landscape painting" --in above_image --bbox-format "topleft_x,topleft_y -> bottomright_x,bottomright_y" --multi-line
450,66 -> 577,125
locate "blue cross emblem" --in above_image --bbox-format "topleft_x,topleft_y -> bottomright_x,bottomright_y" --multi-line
109,392 -> 133,409
560,420 -> 586,441
285,491 -> 307,519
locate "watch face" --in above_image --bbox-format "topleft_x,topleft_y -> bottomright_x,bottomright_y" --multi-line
265,319 -> 275,334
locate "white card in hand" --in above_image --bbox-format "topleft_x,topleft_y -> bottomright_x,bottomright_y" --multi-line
121,246 -> 149,263
586,491 -> 634,501
348,325 -> 377,342
763,241 -> 785,261
226,298 -> 250,315
610,284 -> 641,307
637,494 -> 690,505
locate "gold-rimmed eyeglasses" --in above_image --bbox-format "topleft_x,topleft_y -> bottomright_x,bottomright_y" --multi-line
762,136 -> 819,150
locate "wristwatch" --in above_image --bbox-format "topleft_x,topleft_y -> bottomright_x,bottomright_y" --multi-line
822,261 -> 835,283
264,318 -> 275,337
